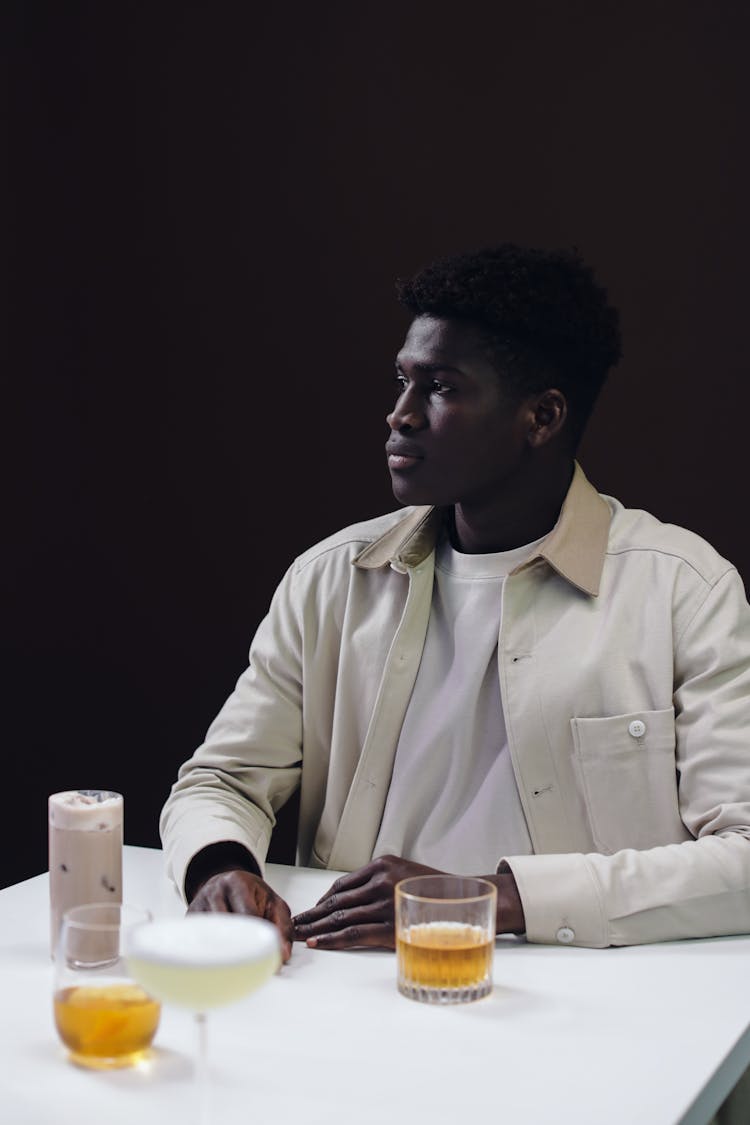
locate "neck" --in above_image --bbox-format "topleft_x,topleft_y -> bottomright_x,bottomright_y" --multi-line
450,458 -> 574,554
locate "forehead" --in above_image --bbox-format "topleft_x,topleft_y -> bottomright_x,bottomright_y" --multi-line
396,315 -> 491,369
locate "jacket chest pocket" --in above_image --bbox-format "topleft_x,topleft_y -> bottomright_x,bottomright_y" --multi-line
571,707 -> 691,854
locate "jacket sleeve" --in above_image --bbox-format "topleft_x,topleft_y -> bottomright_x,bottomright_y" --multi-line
159,562 -> 304,899
503,567 -> 750,946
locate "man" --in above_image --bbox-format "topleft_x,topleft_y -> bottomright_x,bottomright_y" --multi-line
160,244 -> 750,972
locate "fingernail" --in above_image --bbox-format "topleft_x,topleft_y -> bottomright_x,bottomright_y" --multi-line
306,937 -> 318,948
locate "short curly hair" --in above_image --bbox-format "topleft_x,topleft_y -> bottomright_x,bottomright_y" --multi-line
396,243 -> 622,443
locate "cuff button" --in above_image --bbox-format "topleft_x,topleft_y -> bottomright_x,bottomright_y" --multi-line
556,926 -> 575,944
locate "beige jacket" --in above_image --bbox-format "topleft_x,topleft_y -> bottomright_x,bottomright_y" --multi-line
160,463 -> 750,946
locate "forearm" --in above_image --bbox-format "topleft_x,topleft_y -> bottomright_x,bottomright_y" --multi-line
160,775 -> 276,901
161,573 -> 304,898
504,832 -> 750,947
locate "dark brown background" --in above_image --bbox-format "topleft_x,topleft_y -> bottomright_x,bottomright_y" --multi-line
6,2 -> 750,887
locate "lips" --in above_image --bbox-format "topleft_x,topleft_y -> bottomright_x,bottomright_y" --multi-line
386,442 -> 424,471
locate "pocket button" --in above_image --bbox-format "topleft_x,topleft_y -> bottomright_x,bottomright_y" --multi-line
628,719 -> 646,738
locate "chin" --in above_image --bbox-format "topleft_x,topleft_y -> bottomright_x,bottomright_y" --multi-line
390,478 -> 445,508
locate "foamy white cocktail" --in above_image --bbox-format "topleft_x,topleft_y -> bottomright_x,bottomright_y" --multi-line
126,914 -> 281,1009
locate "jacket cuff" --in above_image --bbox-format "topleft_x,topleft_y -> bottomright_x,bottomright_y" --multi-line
165,809 -> 271,903
499,852 -> 610,947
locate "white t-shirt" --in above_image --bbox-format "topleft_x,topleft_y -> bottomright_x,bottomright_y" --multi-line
373,531 -> 545,874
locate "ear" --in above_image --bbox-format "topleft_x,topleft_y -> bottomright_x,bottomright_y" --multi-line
527,389 -> 568,448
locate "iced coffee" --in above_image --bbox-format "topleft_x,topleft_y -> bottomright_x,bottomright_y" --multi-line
48,790 -> 123,958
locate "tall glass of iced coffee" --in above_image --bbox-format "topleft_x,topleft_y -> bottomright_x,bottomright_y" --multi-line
48,790 -> 123,958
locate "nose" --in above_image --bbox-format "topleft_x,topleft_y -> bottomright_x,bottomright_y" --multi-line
386,385 -> 426,433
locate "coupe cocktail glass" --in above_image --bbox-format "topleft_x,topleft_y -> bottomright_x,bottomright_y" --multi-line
127,914 -> 281,1124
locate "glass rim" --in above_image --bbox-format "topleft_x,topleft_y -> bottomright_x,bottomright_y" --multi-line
395,875 -> 497,905
61,902 -> 152,933
49,789 -> 123,801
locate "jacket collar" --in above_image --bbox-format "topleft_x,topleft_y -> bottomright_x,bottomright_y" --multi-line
353,461 -> 611,597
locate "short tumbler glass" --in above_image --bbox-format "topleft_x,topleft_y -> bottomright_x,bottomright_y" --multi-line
54,902 -> 161,1069
395,875 -> 497,1004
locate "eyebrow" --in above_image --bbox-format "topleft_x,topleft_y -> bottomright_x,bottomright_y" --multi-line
394,360 -> 465,376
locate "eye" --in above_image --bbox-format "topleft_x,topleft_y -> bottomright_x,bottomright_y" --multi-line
430,379 -> 451,395
394,373 -> 408,393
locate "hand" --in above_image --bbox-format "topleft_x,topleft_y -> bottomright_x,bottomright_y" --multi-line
292,854 -> 441,951
188,870 -> 294,963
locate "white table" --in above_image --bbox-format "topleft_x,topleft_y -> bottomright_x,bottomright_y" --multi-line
1,845 -> 748,1125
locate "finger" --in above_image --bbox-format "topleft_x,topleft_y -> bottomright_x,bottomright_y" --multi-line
187,896 -> 211,913
225,878 -> 264,916
266,898 -> 294,964
294,899 -> 391,938
312,864 -> 377,907
188,882 -> 231,913
222,875 -> 293,964
305,922 -> 394,951
293,883 -> 381,926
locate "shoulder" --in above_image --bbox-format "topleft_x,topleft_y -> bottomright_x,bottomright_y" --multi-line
604,495 -> 735,587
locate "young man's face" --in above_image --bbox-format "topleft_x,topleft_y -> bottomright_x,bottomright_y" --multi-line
386,315 -> 535,509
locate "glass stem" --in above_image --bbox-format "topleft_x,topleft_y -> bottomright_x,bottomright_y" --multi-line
195,1011 -> 210,1125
